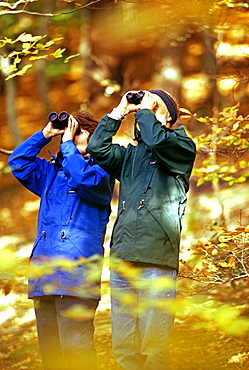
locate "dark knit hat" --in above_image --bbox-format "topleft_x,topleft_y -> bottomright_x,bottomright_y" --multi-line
149,89 -> 179,125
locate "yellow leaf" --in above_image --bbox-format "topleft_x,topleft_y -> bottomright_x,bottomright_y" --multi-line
61,304 -> 94,320
231,122 -> 239,131
228,352 -> 249,364
209,143 -> 217,149
179,108 -> 192,121
212,249 -> 219,256
150,276 -> 176,291
218,235 -> 233,242
219,262 -> 228,267
228,256 -> 236,268
217,242 -> 229,248
212,226 -> 223,231
237,176 -> 246,183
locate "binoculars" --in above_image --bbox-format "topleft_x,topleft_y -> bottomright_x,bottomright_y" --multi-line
48,111 -> 69,130
126,90 -> 145,105
48,111 -> 81,135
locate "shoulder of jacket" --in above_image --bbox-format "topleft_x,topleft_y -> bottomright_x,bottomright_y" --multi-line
173,125 -> 192,138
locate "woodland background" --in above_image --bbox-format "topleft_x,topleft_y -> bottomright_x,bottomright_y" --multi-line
1,0 -> 249,369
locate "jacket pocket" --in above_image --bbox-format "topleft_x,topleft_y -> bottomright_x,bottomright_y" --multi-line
179,198 -> 187,231
61,191 -> 76,225
110,207 -> 125,248
64,235 -> 104,259
145,203 -> 180,253
30,234 -> 44,259
142,160 -> 157,194
136,205 -> 169,246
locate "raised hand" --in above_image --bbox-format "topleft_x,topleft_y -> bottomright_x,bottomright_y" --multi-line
62,115 -> 79,142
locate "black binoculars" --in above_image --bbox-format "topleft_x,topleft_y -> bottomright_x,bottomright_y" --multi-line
126,90 -> 145,105
48,111 -> 82,135
48,111 -> 69,130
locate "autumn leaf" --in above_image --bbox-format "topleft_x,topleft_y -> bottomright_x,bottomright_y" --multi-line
60,304 -> 95,320
228,352 -> 249,364
218,235 -> 233,242
5,65 -> 33,80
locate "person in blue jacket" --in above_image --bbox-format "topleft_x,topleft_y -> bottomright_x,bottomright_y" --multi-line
87,90 -> 196,369
8,111 -> 115,370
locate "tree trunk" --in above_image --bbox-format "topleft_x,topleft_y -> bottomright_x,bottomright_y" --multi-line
4,74 -> 22,146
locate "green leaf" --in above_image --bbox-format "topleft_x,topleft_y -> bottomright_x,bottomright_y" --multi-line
43,38 -> 63,49
0,64 -> 17,74
5,64 -> 33,80
29,55 -> 48,61
212,177 -> 219,184
197,117 -> 209,123
197,178 -> 205,186
17,33 -> 44,43
0,37 -> 12,48
64,53 -> 80,63
22,43 -> 31,50
35,43 -> 48,50
52,48 -> 66,58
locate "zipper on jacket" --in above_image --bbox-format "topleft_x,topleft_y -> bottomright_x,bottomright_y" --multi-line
122,201 -> 126,211
138,199 -> 144,209
61,230 -> 66,239
131,144 -> 139,179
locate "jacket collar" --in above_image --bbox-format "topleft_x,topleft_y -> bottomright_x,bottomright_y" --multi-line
49,151 -> 95,170
49,151 -> 64,170
134,121 -> 141,142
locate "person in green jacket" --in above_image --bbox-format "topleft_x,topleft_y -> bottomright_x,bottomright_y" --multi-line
87,89 -> 196,369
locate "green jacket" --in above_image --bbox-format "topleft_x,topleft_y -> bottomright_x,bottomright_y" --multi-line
87,109 -> 196,270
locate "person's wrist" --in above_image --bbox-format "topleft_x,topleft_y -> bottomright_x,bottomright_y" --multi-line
139,104 -> 153,110
108,107 -> 126,120
42,128 -> 52,139
62,136 -> 73,143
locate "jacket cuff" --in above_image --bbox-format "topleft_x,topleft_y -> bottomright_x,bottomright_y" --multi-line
101,114 -> 122,132
33,130 -> 52,146
135,108 -> 154,120
107,108 -> 124,121
60,140 -> 78,155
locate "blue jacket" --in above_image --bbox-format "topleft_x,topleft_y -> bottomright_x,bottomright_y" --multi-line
8,130 -> 114,299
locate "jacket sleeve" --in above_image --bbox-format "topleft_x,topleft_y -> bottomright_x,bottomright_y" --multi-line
60,140 -> 114,205
8,130 -> 52,197
86,114 -> 127,181
135,109 -> 196,177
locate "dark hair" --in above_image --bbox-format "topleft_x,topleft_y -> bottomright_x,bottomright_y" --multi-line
72,111 -> 99,142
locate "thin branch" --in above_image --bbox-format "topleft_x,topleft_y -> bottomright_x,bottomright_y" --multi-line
179,271 -> 249,285
0,0 -> 102,16
0,0 -> 36,9
0,148 -> 13,154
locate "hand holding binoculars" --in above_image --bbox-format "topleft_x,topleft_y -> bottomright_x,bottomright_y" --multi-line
126,91 -> 145,105
48,111 -> 81,135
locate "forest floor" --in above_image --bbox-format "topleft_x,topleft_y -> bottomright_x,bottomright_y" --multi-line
0,278 -> 249,370
0,182 -> 249,370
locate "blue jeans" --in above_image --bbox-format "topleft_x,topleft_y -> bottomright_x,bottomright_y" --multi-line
33,295 -> 99,370
110,265 -> 177,370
